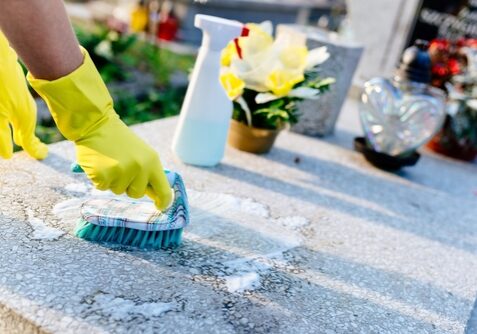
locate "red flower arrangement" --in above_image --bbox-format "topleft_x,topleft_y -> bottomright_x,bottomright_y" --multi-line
426,38 -> 477,161
428,39 -> 467,89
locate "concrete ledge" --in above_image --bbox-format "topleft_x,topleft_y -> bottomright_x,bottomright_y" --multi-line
0,99 -> 477,333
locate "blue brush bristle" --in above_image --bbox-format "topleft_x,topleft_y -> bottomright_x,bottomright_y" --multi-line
75,219 -> 184,249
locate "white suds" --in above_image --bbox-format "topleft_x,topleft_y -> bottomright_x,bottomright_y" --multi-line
239,198 -> 269,217
185,189 -> 308,295
224,252 -> 284,273
133,302 -> 174,317
64,183 -> 89,194
188,189 -> 270,218
91,294 -> 174,320
52,198 -> 84,215
51,185 -> 308,297
27,211 -> 64,240
272,216 -> 309,230
225,272 -> 260,293
89,188 -> 118,198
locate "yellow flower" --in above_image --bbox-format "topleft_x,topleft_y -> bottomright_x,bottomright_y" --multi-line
280,46 -> 308,70
130,7 -> 148,33
221,41 -> 238,67
220,72 -> 245,100
265,70 -> 305,97
221,22 -> 273,68
221,21 -> 313,95
246,23 -> 271,34
240,23 -> 274,59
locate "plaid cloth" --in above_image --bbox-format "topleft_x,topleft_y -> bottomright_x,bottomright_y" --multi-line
80,172 -> 190,232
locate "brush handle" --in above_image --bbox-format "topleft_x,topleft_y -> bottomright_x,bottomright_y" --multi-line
70,163 -> 176,187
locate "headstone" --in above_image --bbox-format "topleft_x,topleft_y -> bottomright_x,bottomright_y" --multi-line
2,115 -> 477,333
407,0 -> 477,44
287,25 -> 363,137
345,0 -> 421,83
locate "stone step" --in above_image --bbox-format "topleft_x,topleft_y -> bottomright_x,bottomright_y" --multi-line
0,100 -> 476,333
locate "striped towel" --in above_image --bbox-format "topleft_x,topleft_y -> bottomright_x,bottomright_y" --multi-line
80,172 -> 190,232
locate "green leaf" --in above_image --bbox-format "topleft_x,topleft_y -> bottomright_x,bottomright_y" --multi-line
314,77 -> 336,88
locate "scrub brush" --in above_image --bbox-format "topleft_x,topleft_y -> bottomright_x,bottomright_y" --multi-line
72,164 -> 190,249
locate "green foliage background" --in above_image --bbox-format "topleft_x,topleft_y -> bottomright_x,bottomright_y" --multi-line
32,24 -> 195,146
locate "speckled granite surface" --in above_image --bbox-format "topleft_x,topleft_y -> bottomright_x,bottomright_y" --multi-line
0,98 -> 476,334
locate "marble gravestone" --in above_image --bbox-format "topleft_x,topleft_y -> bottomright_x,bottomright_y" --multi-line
345,0 -> 421,83
408,0 -> 477,44
287,25 -> 363,137
1,112 -> 477,333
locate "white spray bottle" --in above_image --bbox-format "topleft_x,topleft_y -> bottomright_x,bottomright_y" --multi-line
172,15 -> 245,167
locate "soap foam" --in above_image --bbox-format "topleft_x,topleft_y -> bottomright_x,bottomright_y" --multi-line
64,183 -> 89,194
225,272 -> 260,293
27,210 -> 64,241
90,293 -> 174,320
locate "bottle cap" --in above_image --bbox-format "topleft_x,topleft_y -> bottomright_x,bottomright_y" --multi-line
396,40 -> 432,84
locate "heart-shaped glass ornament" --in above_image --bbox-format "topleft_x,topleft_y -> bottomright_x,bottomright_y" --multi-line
359,78 -> 446,156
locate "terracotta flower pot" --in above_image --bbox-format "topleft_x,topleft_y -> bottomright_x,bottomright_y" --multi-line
227,119 -> 282,154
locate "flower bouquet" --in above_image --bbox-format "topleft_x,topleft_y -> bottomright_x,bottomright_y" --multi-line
219,22 -> 335,154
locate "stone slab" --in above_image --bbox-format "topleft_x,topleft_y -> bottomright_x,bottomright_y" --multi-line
0,98 -> 477,333
288,25 -> 363,136
346,0 -> 421,83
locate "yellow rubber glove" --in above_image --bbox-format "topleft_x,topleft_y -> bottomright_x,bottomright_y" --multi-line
27,47 -> 172,210
0,32 -> 48,160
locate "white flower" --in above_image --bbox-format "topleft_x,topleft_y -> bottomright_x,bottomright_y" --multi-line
229,23 -> 309,93
288,87 -> 321,99
255,87 -> 322,104
236,96 -> 253,126
255,92 -> 280,104
306,46 -> 330,69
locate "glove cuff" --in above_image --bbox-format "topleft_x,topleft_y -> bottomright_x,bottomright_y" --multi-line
27,47 -> 116,141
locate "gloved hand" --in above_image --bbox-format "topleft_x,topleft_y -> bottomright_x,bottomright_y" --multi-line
0,32 -> 48,160
28,47 -> 173,210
